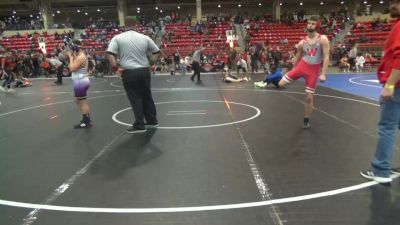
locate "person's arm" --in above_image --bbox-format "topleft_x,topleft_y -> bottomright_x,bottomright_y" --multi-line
149,52 -> 160,63
294,41 -> 303,66
105,36 -> 119,68
65,52 -> 84,72
319,35 -> 330,82
106,53 -> 123,76
381,50 -> 400,100
147,37 -> 160,63
105,36 -> 124,76
381,69 -> 400,101
106,53 -> 118,68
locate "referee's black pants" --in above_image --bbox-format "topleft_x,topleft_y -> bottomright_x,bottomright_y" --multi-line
56,65 -> 63,83
122,67 -> 157,129
191,61 -> 201,81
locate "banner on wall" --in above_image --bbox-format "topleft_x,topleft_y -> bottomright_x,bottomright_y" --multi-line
38,37 -> 46,54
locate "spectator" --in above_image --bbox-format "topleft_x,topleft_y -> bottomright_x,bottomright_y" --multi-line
47,55 -> 63,84
250,48 -> 259,73
348,43 -> 358,71
355,53 -> 366,73
236,57 -> 248,75
0,67 -> 15,93
340,55 -> 351,72
173,50 -> 180,70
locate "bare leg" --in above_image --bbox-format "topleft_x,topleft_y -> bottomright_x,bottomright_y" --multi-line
80,99 -> 90,114
225,77 -> 242,83
304,92 -> 314,118
278,73 -> 291,88
75,98 -> 91,127
74,98 -> 80,110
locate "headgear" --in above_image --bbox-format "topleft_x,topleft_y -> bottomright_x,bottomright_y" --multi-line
70,40 -> 82,52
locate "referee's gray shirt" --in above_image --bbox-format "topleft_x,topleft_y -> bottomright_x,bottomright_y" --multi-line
192,50 -> 201,63
106,30 -> 160,69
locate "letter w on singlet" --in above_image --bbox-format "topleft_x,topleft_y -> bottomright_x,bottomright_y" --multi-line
306,48 -> 318,57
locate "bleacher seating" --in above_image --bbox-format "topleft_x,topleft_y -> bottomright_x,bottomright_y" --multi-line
161,22 -> 235,57
0,35 -> 58,52
345,20 -> 395,48
0,25 -> 150,54
80,25 -> 147,51
247,21 -> 339,56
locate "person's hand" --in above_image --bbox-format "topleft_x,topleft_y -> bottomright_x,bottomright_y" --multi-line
65,51 -> 72,58
319,73 -> 327,82
116,68 -> 124,78
381,87 -> 395,102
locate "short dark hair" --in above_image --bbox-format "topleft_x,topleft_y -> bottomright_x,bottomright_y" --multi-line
308,16 -> 320,22
72,39 -> 81,46
125,16 -> 138,27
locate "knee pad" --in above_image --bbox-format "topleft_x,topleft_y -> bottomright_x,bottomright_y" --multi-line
76,96 -> 87,101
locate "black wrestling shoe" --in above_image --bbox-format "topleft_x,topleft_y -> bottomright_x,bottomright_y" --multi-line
303,118 -> 310,129
73,121 -> 91,129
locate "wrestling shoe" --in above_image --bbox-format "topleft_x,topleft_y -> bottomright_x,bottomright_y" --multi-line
303,118 -> 310,129
74,120 -> 91,129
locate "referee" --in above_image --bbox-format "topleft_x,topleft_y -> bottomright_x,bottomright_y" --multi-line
107,17 -> 160,133
190,47 -> 205,82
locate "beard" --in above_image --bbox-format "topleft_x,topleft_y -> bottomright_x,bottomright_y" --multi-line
390,11 -> 400,18
307,28 -> 316,32
389,6 -> 400,18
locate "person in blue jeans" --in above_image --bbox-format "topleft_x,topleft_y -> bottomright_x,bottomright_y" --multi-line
360,1 -> 400,183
